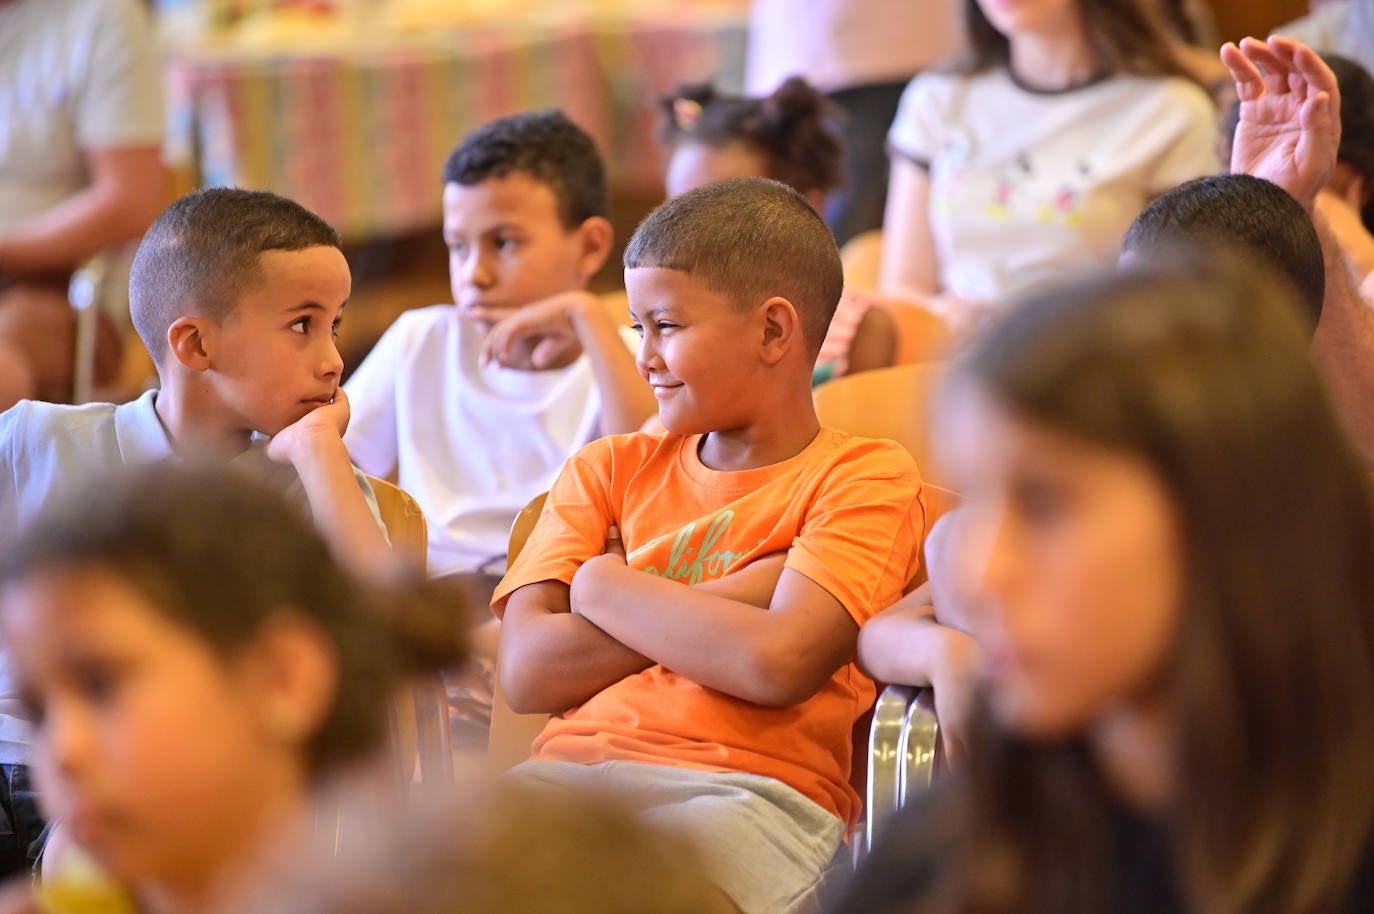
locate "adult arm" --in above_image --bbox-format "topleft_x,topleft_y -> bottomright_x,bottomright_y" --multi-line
0,147 -> 167,278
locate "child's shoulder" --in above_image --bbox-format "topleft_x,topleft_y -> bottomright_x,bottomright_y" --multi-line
572,429 -> 680,467
811,426 -> 921,483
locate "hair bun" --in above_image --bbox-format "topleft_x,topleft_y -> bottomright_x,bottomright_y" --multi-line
764,76 -> 827,124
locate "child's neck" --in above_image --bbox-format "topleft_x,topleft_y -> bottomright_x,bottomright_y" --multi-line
1008,19 -> 1099,92
136,771 -> 310,914
154,375 -> 255,461
697,396 -> 821,472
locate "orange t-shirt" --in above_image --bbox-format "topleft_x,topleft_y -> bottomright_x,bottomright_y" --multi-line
493,428 -> 926,827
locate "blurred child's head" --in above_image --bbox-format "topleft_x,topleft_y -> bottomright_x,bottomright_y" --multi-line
227,782 -> 733,914
622,178 -> 843,432
931,250 -> 1374,911
441,110 -> 612,327
1121,174 -> 1325,326
659,78 -> 843,211
964,0 -> 1190,81
0,466 -> 464,901
129,188 -> 350,436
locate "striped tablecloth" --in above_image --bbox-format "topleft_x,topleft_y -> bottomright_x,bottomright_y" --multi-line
165,8 -> 747,239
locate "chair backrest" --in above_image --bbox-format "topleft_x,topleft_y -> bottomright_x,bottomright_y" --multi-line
369,476 -> 428,564
488,492 -> 553,775
885,301 -> 950,366
814,361 -> 949,487
839,229 -> 884,291
366,476 -> 453,787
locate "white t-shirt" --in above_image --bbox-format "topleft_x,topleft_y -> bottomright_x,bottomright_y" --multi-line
0,0 -> 164,231
344,305 -> 634,578
746,0 -> 963,94
1274,2 -> 1374,78
887,68 -> 1219,305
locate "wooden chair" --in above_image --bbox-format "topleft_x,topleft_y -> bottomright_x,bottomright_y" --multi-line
487,492 -> 553,775
814,361 -> 949,488
367,475 -> 454,787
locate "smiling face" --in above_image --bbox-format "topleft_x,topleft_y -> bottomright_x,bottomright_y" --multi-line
936,379 -> 1184,742
442,174 -> 598,327
0,566 -> 295,896
203,245 -> 350,437
625,266 -> 763,435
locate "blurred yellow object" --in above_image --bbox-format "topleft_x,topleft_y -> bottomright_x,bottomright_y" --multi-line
34,844 -> 135,914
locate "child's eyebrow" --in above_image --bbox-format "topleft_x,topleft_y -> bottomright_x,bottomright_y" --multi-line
285,300 -> 349,315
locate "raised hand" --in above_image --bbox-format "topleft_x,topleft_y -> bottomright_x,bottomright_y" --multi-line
1222,36 -> 1341,211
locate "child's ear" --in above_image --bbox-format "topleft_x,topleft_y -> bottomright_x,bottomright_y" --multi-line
246,614 -> 339,750
758,296 -> 804,365
166,316 -> 214,373
574,216 -> 614,281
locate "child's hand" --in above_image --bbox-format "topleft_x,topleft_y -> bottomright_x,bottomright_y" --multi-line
930,625 -> 984,764
478,292 -> 597,371
266,386 -> 349,466
1222,36 -> 1340,212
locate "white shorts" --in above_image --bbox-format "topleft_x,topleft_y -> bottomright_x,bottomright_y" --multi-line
506,759 -> 845,914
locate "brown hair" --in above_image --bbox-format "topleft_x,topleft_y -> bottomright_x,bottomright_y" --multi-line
864,251 -> 1374,914
623,176 -> 843,356
659,77 -> 845,198
958,0 -> 1197,85
225,781 -> 730,914
0,465 -> 466,780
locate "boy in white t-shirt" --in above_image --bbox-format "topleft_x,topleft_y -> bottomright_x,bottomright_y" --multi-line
343,112 -> 653,717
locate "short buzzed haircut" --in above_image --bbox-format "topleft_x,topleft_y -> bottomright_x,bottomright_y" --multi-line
441,110 -> 608,229
129,188 -> 341,364
623,177 -> 844,355
1122,174 -> 1324,326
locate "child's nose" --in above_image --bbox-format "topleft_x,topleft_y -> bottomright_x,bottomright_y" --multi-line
320,341 -> 344,380
458,250 -> 495,290
42,702 -> 92,778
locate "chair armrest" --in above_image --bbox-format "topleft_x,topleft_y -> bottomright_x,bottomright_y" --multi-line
864,684 -> 941,856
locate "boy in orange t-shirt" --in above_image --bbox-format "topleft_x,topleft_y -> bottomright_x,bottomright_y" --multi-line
492,178 -> 926,914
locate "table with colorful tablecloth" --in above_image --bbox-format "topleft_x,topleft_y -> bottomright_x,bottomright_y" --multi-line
164,6 -> 747,240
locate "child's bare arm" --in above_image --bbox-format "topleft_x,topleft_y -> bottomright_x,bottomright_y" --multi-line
480,291 -> 655,434
843,305 -> 898,376
570,558 -> 859,707
266,388 -> 393,578
498,579 -> 653,714
857,594 -> 982,761
691,552 -> 787,608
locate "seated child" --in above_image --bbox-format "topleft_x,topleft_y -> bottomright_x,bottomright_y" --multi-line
344,110 -> 652,587
857,38 -> 1372,756
658,79 -> 897,381
0,466 -> 465,912
493,177 -> 926,914
0,186 -> 388,876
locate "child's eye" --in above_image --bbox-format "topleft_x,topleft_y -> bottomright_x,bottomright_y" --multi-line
447,241 -> 467,258
72,663 -> 120,707
630,323 -> 644,337
289,317 -> 309,335
18,688 -> 43,727
656,321 -> 678,332
495,236 -> 519,253
331,317 -> 343,339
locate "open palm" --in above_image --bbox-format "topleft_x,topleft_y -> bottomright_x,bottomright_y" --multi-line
1222,36 -> 1341,211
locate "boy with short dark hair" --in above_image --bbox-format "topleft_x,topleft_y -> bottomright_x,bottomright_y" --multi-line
494,177 -> 926,914
344,110 -> 653,584
0,185 -> 388,874
1121,173 -> 1326,324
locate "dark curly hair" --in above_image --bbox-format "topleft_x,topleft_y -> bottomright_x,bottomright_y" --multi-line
658,77 -> 845,198
441,109 -> 608,229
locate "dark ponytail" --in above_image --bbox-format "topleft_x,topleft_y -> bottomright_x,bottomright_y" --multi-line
658,77 -> 845,197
